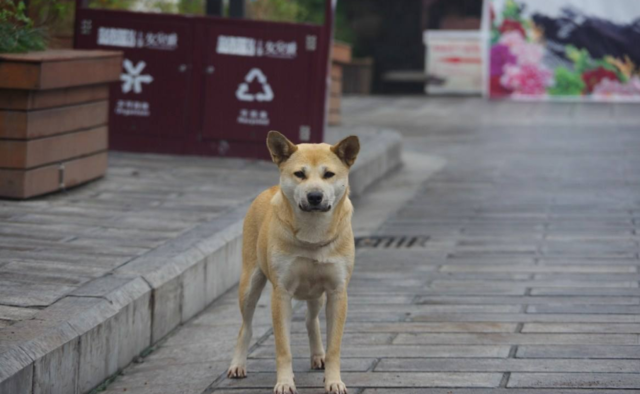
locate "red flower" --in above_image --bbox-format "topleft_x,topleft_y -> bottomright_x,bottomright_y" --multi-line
490,75 -> 513,97
490,6 -> 495,22
500,19 -> 526,38
582,67 -> 619,92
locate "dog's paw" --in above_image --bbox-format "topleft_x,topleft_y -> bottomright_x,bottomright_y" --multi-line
311,354 -> 325,370
325,380 -> 347,394
227,365 -> 247,379
274,381 -> 297,394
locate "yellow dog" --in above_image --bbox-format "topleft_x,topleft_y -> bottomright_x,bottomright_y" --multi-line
228,131 -> 360,394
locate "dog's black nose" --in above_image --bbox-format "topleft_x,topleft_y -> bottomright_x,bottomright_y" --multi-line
307,192 -> 323,206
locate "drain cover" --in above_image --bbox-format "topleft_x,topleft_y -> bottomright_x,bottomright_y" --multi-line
355,236 -> 429,249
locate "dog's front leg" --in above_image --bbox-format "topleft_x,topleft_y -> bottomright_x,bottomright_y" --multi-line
325,290 -> 348,394
272,287 -> 296,394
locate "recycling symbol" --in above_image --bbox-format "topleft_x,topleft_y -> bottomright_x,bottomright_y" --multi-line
236,68 -> 274,102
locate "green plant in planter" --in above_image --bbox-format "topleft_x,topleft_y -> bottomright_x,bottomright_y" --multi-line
0,0 -> 47,53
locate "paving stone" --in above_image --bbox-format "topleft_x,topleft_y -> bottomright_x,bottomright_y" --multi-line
522,323 -> 640,334
220,371 -> 503,388
527,305 -> 640,314
508,373 -> 640,389
410,313 -> 640,323
393,333 -> 638,346
416,296 -> 640,305
142,341 -> 237,364
531,288 -> 640,296
0,305 -> 39,322
375,358 -> 640,373
250,345 -> 511,359
296,322 -> 516,334
360,390 -> 639,394
440,265 -> 637,273
517,345 -> 640,359
246,358 -> 376,373
0,281 -> 76,307
262,332 -> 395,346
431,280 -> 639,289
106,363 -> 217,392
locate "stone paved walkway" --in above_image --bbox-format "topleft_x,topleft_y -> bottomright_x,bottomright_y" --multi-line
0,154 -> 274,315
100,98 -> 640,394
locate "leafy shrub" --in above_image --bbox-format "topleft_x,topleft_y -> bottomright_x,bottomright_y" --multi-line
0,0 -> 47,53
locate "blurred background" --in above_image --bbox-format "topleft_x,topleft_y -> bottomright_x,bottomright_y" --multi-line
2,1 -> 640,393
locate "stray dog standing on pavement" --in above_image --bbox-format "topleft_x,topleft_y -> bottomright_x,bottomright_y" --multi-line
228,131 -> 360,394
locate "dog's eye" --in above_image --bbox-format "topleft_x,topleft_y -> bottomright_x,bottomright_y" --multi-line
294,171 -> 306,179
324,172 -> 335,179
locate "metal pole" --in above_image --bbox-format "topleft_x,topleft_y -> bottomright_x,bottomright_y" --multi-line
206,0 -> 223,16
229,0 -> 245,18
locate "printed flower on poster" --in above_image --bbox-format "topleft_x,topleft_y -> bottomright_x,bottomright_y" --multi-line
605,55 -> 637,80
510,42 -> 544,65
490,75 -> 514,96
582,67 -> 620,93
593,76 -> 640,96
490,44 -> 517,77
501,63 -> 554,95
499,19 -> 526,38
499,31 -> 526,49
548,67 -> 585,96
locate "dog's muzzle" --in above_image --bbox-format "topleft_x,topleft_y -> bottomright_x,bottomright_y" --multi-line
299,204 -> 332,213
300,191 -> 331,212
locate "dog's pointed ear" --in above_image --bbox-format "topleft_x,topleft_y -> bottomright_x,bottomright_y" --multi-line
267,131 -> 298,165
331,135 -> 360,167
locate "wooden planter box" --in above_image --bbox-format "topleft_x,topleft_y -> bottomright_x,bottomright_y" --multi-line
329,42 -> 352,126
0,49 -> 122,199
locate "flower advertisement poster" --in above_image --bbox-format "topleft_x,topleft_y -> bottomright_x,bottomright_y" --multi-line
486,0 -> 640,101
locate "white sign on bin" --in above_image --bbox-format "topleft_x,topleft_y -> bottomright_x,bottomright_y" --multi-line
424,30 -> 483,95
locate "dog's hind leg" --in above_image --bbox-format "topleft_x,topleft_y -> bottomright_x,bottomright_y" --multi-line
307,295 -> 326,370
228,268 -> 267,379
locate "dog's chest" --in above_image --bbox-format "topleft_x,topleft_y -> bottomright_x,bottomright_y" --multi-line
277,256 -> 348,300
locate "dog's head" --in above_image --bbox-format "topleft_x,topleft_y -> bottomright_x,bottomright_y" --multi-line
267,131 -> 360,213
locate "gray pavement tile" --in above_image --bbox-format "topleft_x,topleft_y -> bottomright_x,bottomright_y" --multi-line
106,363 -> 218,392
245,358 -> 376,373
521,323 -> 640,334
0,305 -> 39,322
410,313 -> 640,323
261,333 -> 395,346
416,296 -> 640,305
527,305 -> 640,315
440,265 -> 637,274
375,358 -> 640,373
508,373 -> 640,389
219,371 -> 503,389
250,345 -> 511,359
530,288 -> 640,296
517,345 -> 640,359
360,390 -> 640,394
431,280 -> 639,289
394,333 -> 638,346
329,322 -> 518,333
